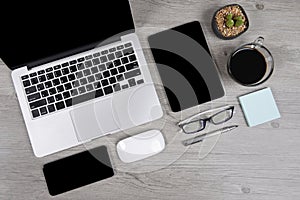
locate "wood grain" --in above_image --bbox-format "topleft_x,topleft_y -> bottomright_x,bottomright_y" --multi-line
1,0 -> 300,199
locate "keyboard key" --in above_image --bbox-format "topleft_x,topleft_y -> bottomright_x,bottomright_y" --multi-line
107,53 -> 115,61
115,51 -> 123,58
117,45 -> 124,50
95,73 -> 102,80
52,79 -> 60,86
55,94 -> 63,101
106,62 -> 113,69
46,72 -> 54,80
93,82 -> 101,89
109,47 -> 116,52
38,70 -> 45,75
40,107 -> 48,115
124,69 -> 141,79
122,84 -> 129,89
113,83 -> 121,92
123,47 -> 134,55
38,75 -> 47,82
124,43 -> 132,48
85,55 -> 93,60
86,84 -> 93,91
54,70 -> 62,77
21,75 -> 29,80
116,74 -> 124,81
69,65 -> 77,72
91,66 -> 98,74
55,101 -> 65,110
23,80 -> 31,87
110,68 -> 118,75
77,57 -> 85,62
64,83 -> 72,90
44,81 -> 52,88
128,78 -> 136,87
118,66 -> 125,73
70,60 -> 77,65
95,89 -> 104,97
46,67 -> 53,72
71,89 -> 78,96
137,79 -> 144,85
68,74 -> 76,81
41,90 -> 49,97
56,85 -> 64,93
103,86 -> 113,95
100,56 -> 108,63
109,77 -> 116,84
49,88 -> 57,95
25,86 -> 37,94
101,50 -> 108,55
63,91 -> 71,99
92,58 -> 100,65
93,52 -> 100,57
72,80 -> 80,88
31,77 -> 38,85
54,65 -> 61,70
125,62 -> 138,71
121,57 -> 129,64
98,64 -> 106,71
62,62 -> 69,67
103,71 -> 110,78
80,78 -> 88,85
62,68 -> 70,75
83,69 -> 91,76
75,71 -> 83,79
77,63 -> 85,70
48,104 -> 56,113
60,76 -> 68,84
47,96 -> 55,104
101,79 -> 109,87
32,109 -> 40,118
87,75 -> 95,83
27,92 -> 41,102
113,59 -> 121,67
78,86 -> 86,94
65,99 -> 73,107
37,83 -> 44,91
129,54 -> 137,62
85,60 -> 92,68
30,72 -> 37,77
29,99 -> 46,109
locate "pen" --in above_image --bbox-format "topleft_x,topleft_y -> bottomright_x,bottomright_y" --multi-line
182,125 -> 238,146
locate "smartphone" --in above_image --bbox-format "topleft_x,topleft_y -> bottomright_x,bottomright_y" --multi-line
43,146 -> 114,196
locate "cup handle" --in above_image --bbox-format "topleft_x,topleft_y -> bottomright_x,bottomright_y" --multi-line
254,36 -> 264,46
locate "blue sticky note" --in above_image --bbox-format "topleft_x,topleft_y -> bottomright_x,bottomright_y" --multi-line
239,88 -> 280,127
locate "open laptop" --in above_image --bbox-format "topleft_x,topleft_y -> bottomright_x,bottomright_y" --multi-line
0,1 -> 163,157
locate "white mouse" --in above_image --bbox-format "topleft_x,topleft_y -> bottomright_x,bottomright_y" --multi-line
117,130 -> 165,163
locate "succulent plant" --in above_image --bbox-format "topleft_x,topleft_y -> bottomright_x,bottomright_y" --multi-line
225,13 -> 244,28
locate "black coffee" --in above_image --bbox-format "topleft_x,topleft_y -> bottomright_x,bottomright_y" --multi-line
229,48 -> 267,85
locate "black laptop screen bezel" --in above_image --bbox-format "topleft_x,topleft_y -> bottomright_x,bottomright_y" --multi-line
0,1 -> 135,70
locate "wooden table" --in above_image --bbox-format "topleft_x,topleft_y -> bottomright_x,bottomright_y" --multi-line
1,0 -> 300,199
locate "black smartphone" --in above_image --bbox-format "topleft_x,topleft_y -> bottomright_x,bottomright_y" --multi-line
43,146 -> 114,196
148,21 -> 225,112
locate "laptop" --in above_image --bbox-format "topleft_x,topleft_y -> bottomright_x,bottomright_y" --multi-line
0,1 -> 163,157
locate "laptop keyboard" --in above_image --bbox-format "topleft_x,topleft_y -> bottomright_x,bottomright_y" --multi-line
20,42 -> 145,119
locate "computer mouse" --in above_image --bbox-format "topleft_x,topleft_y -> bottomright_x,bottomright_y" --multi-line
117,130 -> 165,163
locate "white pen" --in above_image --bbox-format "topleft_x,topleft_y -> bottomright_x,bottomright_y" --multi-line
182,125 -> 238,146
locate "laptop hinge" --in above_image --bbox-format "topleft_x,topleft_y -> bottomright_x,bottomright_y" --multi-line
26,35 -> 123,71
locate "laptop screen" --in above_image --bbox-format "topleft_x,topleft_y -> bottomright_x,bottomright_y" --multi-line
0,1 -> 135,70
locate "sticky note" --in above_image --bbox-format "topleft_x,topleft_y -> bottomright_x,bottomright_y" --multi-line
239,88 -> 280,127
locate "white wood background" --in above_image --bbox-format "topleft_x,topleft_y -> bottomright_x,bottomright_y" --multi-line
1,0 -> 300,199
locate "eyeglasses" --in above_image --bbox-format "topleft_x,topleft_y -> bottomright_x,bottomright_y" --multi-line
178,106 -> 234,134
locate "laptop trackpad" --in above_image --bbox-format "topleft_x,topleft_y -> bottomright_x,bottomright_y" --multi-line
69,99 -> 119,142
